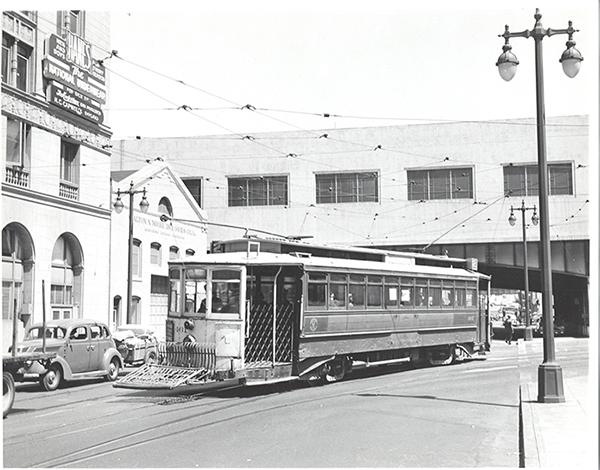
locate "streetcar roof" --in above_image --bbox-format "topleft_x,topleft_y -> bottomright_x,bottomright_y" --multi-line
214,236 -> 469,264
170,252 -> 489,280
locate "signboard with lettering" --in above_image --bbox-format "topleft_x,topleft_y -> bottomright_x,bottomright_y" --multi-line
43,32 -> 107,124
46,33 -> 105,83
46,82 -> 104,124
43,58 -> 107,103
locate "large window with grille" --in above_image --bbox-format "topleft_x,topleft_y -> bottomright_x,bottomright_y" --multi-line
407,168 -> 473,200
228,175 -> 288,207
315,172 -> 378,204
182,178 -> 203,208
503,163 -> 573,196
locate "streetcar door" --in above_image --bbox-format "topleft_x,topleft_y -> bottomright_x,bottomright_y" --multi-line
244,266 -> 301,369
478,278 -> 491,346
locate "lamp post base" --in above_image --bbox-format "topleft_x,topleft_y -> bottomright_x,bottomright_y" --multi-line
522,326 -> 534,341
538,363 -> 565,403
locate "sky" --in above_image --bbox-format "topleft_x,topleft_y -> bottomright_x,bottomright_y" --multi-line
96,0 -> 598,140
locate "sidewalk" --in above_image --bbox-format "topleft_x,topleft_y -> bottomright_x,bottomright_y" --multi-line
518,339 -> 597,468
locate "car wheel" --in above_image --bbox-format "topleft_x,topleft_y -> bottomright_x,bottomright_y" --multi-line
3,372 -> 15,418
105,357 -> 120,381
146,351 -> 157,365
40,365 -> 62,392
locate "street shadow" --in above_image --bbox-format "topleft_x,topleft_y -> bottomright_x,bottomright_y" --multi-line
354,392 -> 518,408
16,377 -> 105,393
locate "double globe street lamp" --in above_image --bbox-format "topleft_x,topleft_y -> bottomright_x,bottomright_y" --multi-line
496,9 -> 583,403
508,201 -> 538,341
114,181 -> 149,324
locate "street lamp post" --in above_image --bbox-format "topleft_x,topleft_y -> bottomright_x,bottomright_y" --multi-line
113,181 -> 149,324
508,200 -> 539,341
496,9 -> 583,403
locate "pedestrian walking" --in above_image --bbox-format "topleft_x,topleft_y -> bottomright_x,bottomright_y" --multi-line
503,313 -> 514,344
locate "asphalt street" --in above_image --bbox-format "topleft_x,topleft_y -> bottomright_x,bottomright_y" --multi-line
2,338 -> 589,467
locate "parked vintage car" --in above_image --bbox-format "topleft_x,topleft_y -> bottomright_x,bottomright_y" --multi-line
113,325 -> 158,366
13,319 -> 123,391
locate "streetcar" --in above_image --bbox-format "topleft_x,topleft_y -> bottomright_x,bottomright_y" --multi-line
115,237 -> 490,389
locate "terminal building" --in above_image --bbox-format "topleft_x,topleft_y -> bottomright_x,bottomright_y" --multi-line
112,115 -> 590,336
2,11 -> 112,349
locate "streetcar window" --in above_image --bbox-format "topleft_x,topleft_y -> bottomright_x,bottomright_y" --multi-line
184,268 -> 207,314
307,272 -> 327,309
211,269 -> 240,314
308,283 -> 326,308
415,280 -> 427,307
456,288 -> 466,306
349,282 -> 365,309
367,276 -> 382,308
400,278 -> 414,307
385,286 -> 398,308
385,276 -> 399,308
329,283 -> 347,309
400,286 -> 414,306
429,280 -> 441,307
466,289 -> 477,307
169,268 -> 181,314
213,269 -> 238,280
441,281 -> 454,307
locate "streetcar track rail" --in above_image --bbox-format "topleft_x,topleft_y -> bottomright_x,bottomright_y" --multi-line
9,357 -> 517,467
23,362 -> 495,468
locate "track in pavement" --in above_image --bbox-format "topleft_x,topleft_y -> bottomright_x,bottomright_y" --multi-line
8,360 -> 492,468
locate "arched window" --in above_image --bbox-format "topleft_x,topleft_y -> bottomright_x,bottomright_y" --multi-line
132,239 -> 142,277
185,248 -> 195,257
158,197 -> 173,217
113,295 -> 122,328
2,223 -> 35,325
130,296 -> 141,324
51,234 -> 83,320
150,242 -> 162,266
169,246 -> 179,260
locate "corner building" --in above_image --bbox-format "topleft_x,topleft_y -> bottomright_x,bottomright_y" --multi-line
112,115 -> 590,336
2,11 -> 111,349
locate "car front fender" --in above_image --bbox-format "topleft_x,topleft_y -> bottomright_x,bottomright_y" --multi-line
50,356 -> 74,380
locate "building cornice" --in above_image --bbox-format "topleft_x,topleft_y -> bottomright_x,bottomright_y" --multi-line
2,183 -> 111,219
1,86 -> 112,154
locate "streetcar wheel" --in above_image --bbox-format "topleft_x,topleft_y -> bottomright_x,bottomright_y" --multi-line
3,372 -> 15,418
427,348 -> 453,366
105,358 -> 120,382
323,358 -> 347,383
40,365 -> 62,391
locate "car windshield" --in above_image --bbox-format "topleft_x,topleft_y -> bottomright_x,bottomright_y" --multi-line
25,327 -> 66,340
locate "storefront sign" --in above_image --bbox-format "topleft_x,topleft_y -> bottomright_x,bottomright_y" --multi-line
46,82 -> 104,125
43,33 -> 106,105
46,33 -> 105,83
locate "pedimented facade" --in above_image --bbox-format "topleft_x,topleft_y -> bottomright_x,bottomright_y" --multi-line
110,159 -> 208,340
